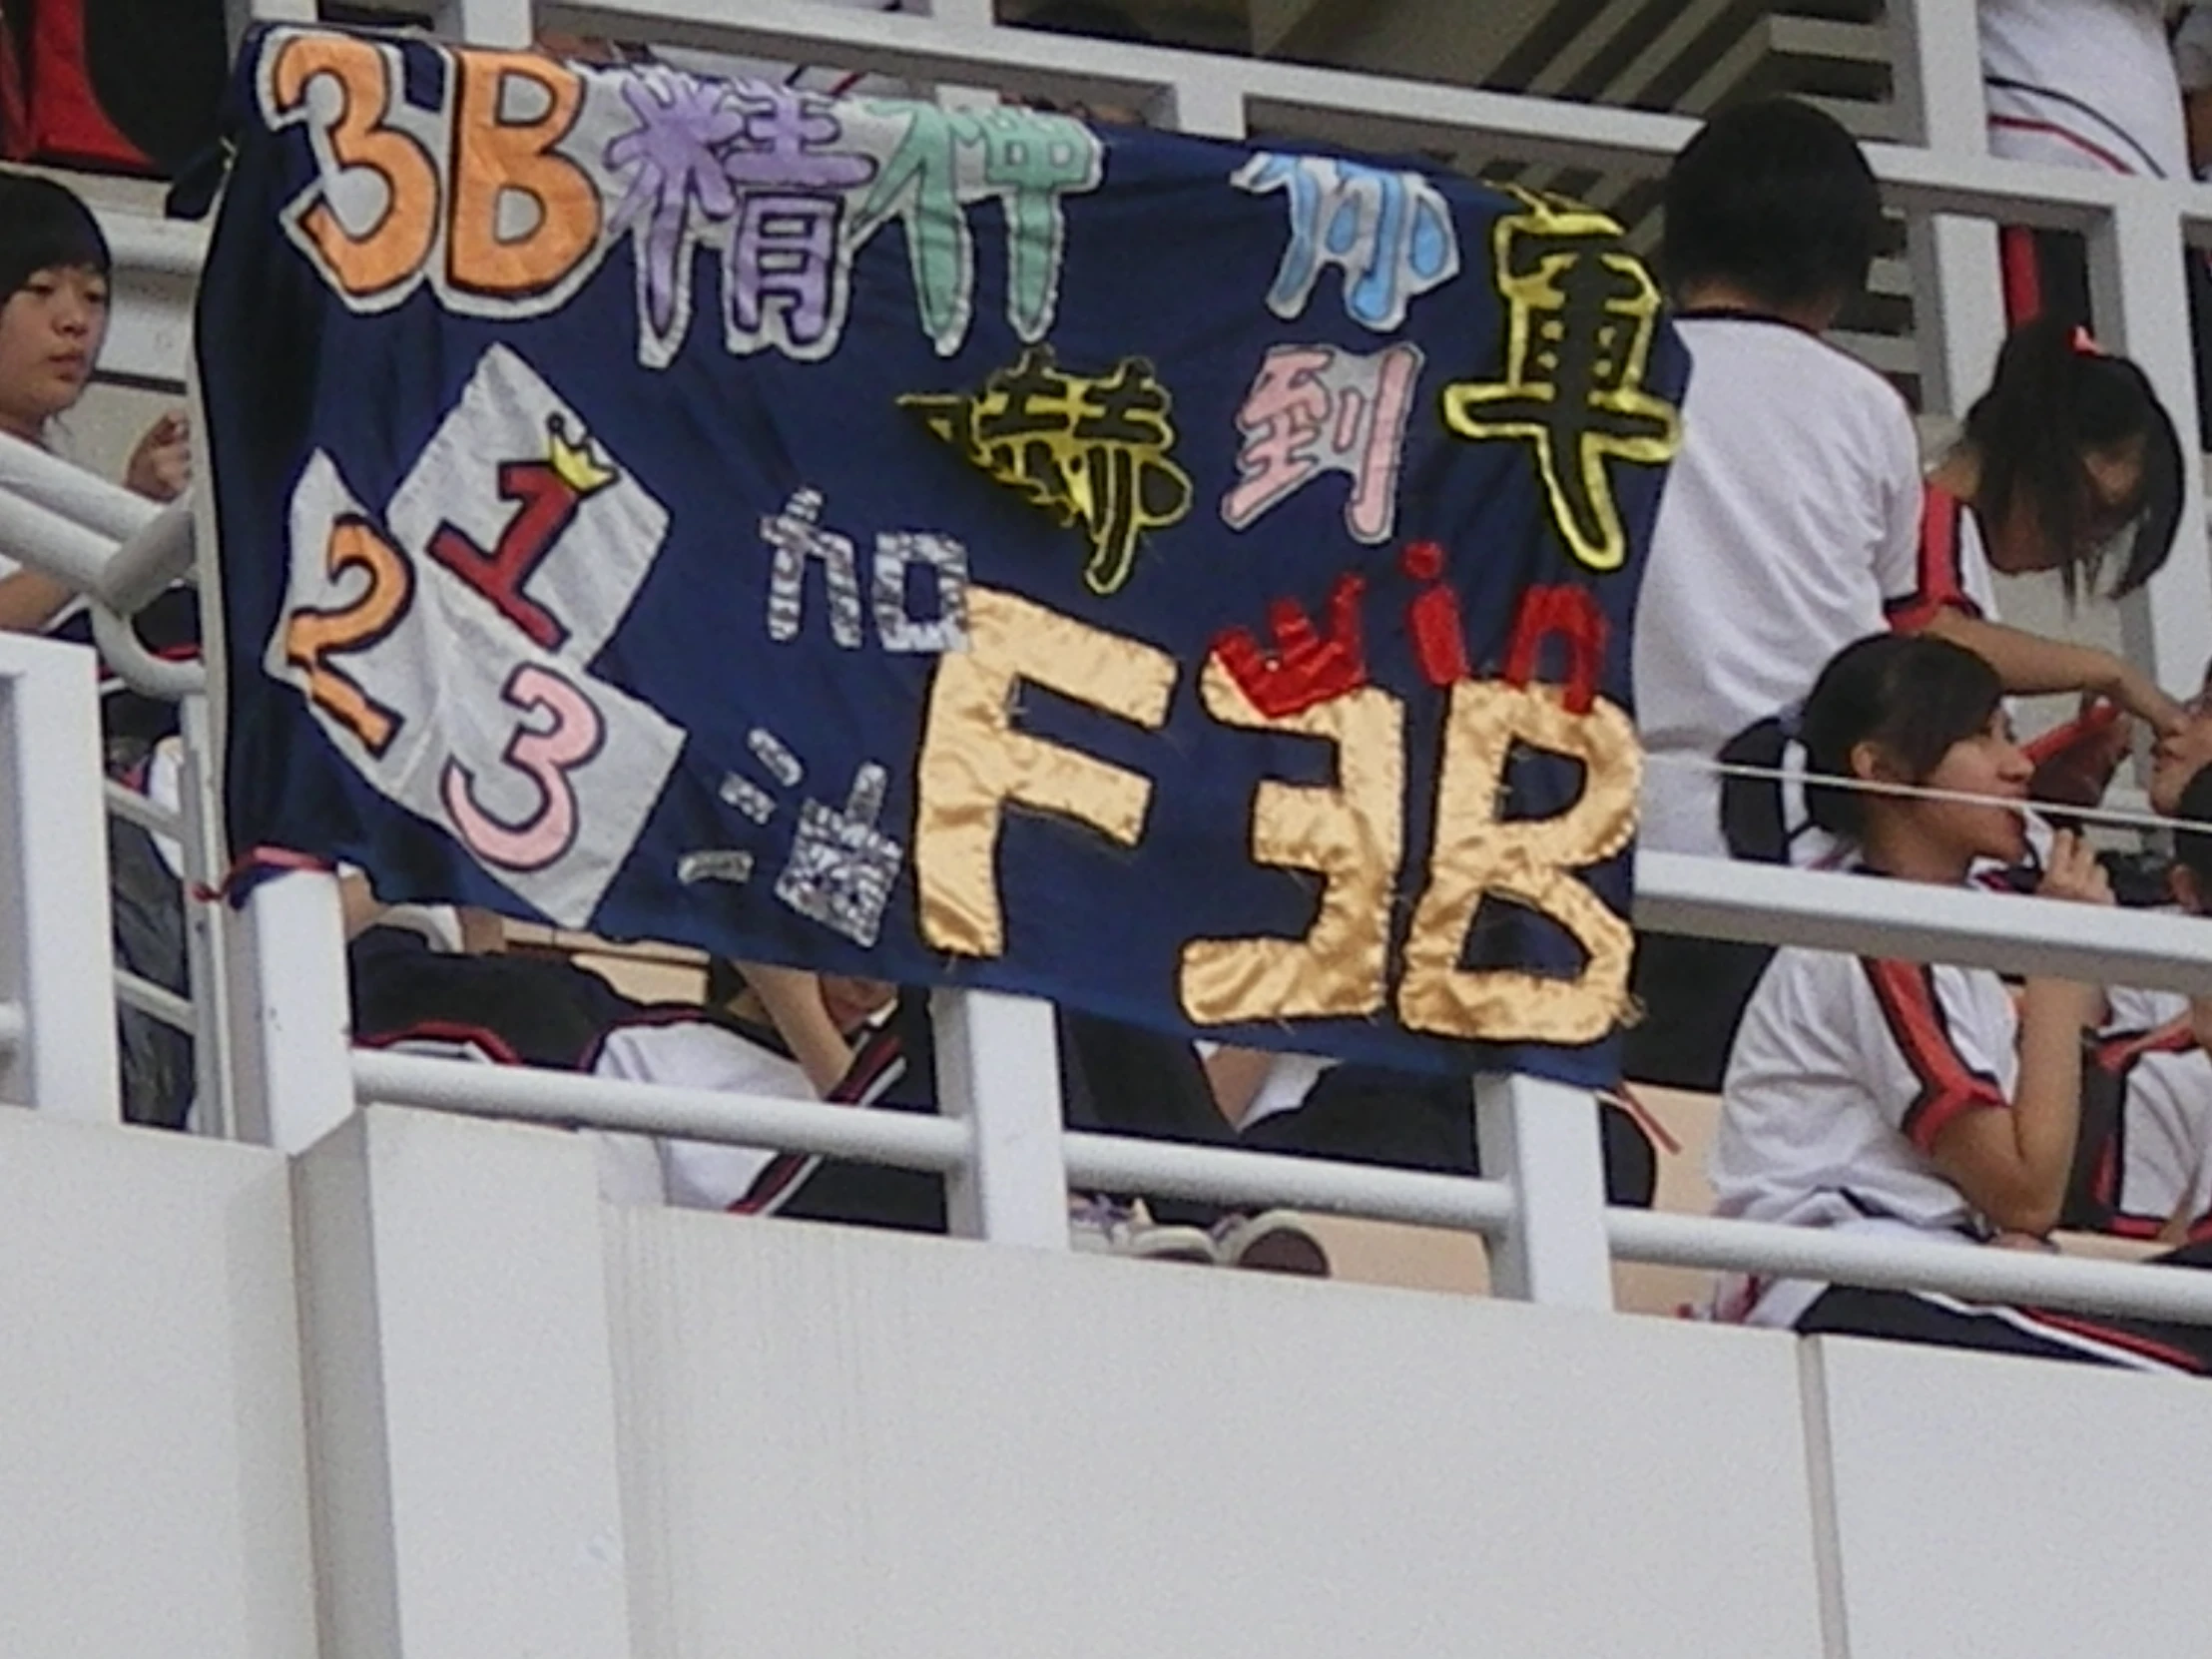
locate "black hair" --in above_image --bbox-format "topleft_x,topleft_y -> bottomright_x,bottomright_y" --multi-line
1797,634 -> 2004,840
1019,1 -> 1155,42
1717,634 -> 2004,857
2173,764 -> 2212,896
1660,98 -> 1882,316
704,956 -> 748,1010
1960,316 -> 2183,599
0,173 -> 111,302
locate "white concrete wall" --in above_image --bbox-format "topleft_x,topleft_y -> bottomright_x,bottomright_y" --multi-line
0,1108 -> 316,1659
23,1103 -> 2212,1659
605,1205 -> 1832,1659
1814,1334 -> 2212,1657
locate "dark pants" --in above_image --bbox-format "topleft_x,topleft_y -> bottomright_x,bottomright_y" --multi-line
1242,1064 -> 1659,1210
774,998 -> 1236,1236
1622,932 -> 1773,1095
1796,1240 -> 2212,1375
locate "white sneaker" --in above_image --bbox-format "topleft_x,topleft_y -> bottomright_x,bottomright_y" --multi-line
1069,1197 -> 1220,1264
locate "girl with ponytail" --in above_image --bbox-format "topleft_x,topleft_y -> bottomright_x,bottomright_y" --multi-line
1911,316 -> 2187,735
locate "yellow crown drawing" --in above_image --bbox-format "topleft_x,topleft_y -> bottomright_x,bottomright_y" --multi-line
545,413 -> 617,495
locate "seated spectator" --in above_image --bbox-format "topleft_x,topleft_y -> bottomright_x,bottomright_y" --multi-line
594,965 -> 1330,1272
1209,1046 -> 1660,1211
2065,763 -> 2212,1241
1710,632 -> 2212,1374
0,174 -> 204,1127
349,912 -> 640,1070
0,171 -> 189,635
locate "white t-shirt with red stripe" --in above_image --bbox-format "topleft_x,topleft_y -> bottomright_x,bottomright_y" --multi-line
1899,483 -> 2002,632
2093,987 -> 2212,1237
591,1011 -> 903,1213
1982,0 -> 2190,180
1710,941 -> 2019,1326
1635,314 -> 1954,857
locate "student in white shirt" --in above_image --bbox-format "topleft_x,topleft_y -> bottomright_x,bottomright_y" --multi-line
2072,763 -> 2212,1241
594,964 -> 1330,1270
1979,0 -> 2212,428
1983,0 -> 2188,181
1712,632 -> 2212,1373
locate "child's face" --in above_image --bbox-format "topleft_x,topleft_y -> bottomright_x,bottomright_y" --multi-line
1902,714 -> 2034,867
0,264 -> 108,441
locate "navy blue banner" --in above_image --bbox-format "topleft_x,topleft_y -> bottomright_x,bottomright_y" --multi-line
201,28 -> 1688,1086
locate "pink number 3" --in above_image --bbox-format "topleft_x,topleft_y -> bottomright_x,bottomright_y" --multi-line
439,664 -> 605,870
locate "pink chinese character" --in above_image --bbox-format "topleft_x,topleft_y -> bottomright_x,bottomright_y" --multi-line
1221,343 -> 1422,544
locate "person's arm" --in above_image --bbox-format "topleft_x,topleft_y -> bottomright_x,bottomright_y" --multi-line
738,962 -> 854,1096
0,568 -> 76,634
1918,608 -> 2187,735
1201,1044 -> 1275,1128
1925,832 -> 2112,1235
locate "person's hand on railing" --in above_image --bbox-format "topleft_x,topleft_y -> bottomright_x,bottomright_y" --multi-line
123,410 -> 190,504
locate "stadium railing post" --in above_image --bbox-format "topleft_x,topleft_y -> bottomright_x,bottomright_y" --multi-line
935,988 -> 1072,1249
0,635 -> 120,1122
1475,1074 -> 1614,1309
178,697 -> 241,1140
1893,0 -> 2006,419
227,867 -> 356,1152
2091,193 -> 2212,695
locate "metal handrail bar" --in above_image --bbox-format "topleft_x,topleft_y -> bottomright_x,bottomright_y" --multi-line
0,428 -> 155,546
1636,850 -> 2212,995
0,443 -> 193,618
102,779 -> 183,840
1065,1130 -> 1515,1233
115,969 -> 195,1034
352,1043 -> 2212,1326
90,604 -> 207,701
350,1047 -> 971,1170
0,487 -> 127,597
1608,1207 -> 2212,1327
102,501 -> 197,618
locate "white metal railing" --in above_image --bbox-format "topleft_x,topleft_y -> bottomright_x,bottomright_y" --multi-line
0,634 -> 121,1121
4,0 -> 2212,1336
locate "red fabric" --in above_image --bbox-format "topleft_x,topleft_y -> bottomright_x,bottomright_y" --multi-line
1500,584 -> 1605,714
1862,957 -> 2008,1152
1400,540 -> 1470,688
1998,224 -> 2044,324
0,6 -> 28,160
1211,571 -> 1370,719
16,0 -> 151,172
1886,485 -> 1983,635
